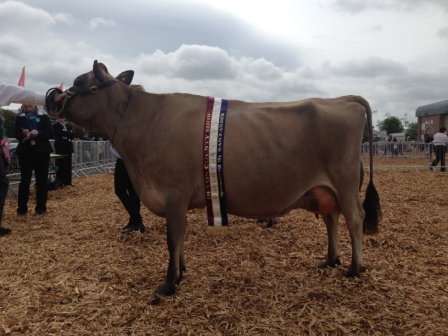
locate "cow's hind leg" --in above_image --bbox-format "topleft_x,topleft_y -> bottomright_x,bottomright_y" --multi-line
156,202 -> 187,296
342,200 -> 366,277
320,212 -> 341,269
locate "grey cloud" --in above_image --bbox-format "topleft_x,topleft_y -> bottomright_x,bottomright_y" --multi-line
0,1 -> 56,32
135,45 -> 287,82
240,58 -> 284,81
171,45 -> 237,80
437,26 -> 448,39
324,57 -> 407,78
135,45 -> 237,80
53,12 -> 76,25
24,0 -> 302,70
332,0 -> 448,13
89,18 -> 116,30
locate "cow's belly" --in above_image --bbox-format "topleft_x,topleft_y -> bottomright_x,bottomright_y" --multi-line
225,181 -> 340,219
139,187 -> 167,217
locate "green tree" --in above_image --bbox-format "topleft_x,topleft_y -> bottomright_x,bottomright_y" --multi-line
379,116 -> 403,135
1,108 -> 17,138
405,122 -> 418,141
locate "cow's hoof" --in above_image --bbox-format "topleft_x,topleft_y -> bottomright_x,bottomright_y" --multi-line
344,266 -> 365,278
320,258 -> 341,269
266,218 -> 278,228
257,218 -> 278,228
155,284 -> 176,296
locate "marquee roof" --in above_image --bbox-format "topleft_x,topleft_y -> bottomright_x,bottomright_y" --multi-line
415,99 -> 448,117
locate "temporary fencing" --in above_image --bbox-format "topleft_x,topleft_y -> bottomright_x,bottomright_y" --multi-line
362,141 -> 442,172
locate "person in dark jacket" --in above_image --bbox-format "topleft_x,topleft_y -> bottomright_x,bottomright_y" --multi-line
15,104 -> 54,215
52,117 -> 74,186
1,82 -> 67,232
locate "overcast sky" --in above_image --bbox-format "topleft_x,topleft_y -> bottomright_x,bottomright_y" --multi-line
1,0 -> 447,125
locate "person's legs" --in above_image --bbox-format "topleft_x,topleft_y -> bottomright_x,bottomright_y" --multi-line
34,153 -> 50,213
431,146 -> 440,168
441,146 -> 446,172
115,158 -> 144,232
56,155 -> 72,185
64,155 -> 73,185
17,154 -> 35,214
0,158 -> 11,234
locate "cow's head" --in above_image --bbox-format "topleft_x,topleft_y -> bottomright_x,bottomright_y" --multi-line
49,61 -> 134,120
67,60 -> 134,99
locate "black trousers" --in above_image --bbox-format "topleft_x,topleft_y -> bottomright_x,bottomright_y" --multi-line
114,158 -> 141,224
55,154 -> 72,185
17,151 -> 50,213
431,145 -> 446,172
0,158 -> 9,225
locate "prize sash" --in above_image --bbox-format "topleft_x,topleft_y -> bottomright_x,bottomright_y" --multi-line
203,97 -> 228,234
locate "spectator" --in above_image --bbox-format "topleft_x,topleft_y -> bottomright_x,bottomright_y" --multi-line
430,127 -> 448,172
0,83 -> 66,232
424,131 -> 434,160
15,104 -> 54,215
386,134 -> 393,156
392,136 -> 398,156
53,117 -> 75,186
97,137 -> 105,162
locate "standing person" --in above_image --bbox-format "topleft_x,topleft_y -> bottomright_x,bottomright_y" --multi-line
386,134 -> 393,156
430,127 -> 448,172
0,111 -> 11,235
424,131 -> 434,160
15,104 -> 54,215
52,117 -> 74,186
391,136 -> 398,156
111,145 -> 145,233
0,83 -> 66,231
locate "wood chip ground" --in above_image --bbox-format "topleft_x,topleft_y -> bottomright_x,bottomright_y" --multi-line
0,157 -> 447,335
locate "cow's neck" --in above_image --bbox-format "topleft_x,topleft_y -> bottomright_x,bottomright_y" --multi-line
109,87 -> 132,145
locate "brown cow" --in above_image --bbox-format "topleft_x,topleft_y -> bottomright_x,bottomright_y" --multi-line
49,61 -> 381,296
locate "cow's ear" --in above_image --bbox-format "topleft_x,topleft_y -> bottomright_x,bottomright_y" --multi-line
116,70 -> 134,85
93,60 -> 108,83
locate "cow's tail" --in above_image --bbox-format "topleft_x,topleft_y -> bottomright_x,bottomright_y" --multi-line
355,96 -> 382,235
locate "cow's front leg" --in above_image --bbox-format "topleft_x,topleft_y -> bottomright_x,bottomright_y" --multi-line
320,212 -> 341,269
156,203 -> 187,296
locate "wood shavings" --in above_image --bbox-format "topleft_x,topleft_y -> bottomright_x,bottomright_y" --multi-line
0,157 -> 447,335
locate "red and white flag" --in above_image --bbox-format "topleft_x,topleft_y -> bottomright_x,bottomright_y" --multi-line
18,66 -> 25,86
56,82 -> 63,90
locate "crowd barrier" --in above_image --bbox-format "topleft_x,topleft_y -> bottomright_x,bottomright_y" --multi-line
361,141 -> 437,159
361,141 -> 443,172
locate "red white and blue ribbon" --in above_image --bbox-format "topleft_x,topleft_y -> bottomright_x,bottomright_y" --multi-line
203,97 -> 228,233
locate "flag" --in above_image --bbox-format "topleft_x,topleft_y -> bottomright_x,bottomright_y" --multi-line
18,66 -> 25,86
56,82 -> 63,90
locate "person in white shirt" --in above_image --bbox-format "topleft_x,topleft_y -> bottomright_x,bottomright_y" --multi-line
430,127 -> 448,172
0,83 -> 66,235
